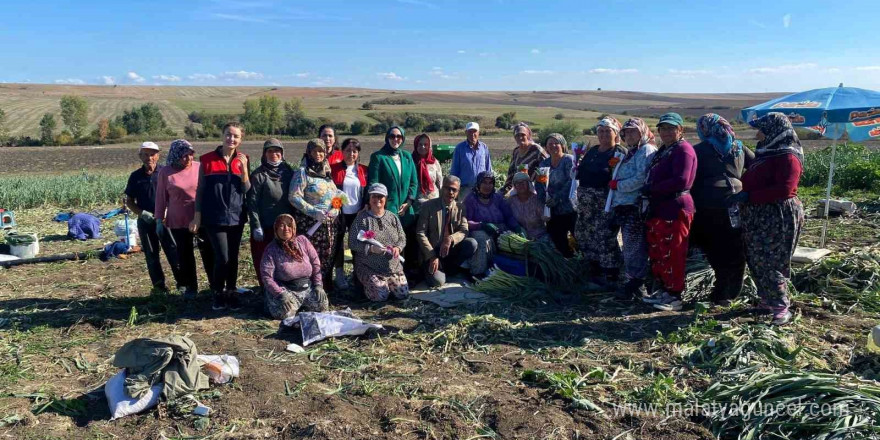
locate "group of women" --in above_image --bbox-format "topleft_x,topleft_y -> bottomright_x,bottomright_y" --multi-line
149,110 -> 804,326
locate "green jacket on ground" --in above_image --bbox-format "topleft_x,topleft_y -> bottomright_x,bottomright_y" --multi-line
112,335 -> 209,400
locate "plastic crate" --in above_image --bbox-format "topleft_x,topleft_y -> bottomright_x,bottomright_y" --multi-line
433,144 -> 455,162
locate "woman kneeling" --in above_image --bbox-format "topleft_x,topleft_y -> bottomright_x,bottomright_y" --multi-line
260,214 -> 329,319
350,184 -> 410,301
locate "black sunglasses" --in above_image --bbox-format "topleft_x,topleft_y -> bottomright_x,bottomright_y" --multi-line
388,134 -> 403,139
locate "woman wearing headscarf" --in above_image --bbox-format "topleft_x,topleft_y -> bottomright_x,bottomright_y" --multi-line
367,125 -> 420,279
642,113 -> 697,312
289,138 -> 342,292
349,183 -> 409,302
260,214 -> 329,319
536,133 -> 577,257
507,172 -> 547,241
246,138 -> 295,288
155,139 -> 214,299
412,133 -> 443,204
501,122 -> 548,194
575,117 -> 628,286
330,138 -> 368,290
463,171 -> 520,276
192,122 -> 250,311
729,112 -> 804,326
691,114 -> 755,306
611,118 -> 657,298
319,124 -> 344,166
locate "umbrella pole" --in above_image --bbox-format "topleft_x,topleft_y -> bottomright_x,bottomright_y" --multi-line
820,142 -> 840,247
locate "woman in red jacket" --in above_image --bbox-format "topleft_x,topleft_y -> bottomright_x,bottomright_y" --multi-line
320,124 -> 344,166
729,112 -> 804,326
330,138 -> 367,290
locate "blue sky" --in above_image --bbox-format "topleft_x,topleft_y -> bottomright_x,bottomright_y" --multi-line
1,0 -> 879,93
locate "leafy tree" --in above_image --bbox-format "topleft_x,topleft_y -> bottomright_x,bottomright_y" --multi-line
361,101 -> 374,110
260,95 -> 283,134
108,122 -> 127,140
39,113 -> 57,145
536,121 -> 580,146
97,118 -> 110,144
495,111 -> 517,130
332,121 -> 349,133
350,120 -> 370,135
404,115 -> 427,132
554,113 -> 565,120
116,103 -> 167,135
283,98 -> 315,136
60,95 -> 89,139
56,130 -> 74,146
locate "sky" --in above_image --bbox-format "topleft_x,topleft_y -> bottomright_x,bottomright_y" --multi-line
1,0 -> 879,93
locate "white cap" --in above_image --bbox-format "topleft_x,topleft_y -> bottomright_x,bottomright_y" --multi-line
465,122 -> 480,132
140,141 -> 160,151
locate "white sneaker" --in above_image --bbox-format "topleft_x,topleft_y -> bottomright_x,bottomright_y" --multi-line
653,292 -> 683,311
641,290 -> 666,304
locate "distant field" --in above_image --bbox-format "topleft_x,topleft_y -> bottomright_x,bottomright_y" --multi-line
0,84 -> 783,138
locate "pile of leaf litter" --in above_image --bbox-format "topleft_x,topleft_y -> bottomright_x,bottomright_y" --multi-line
793,245 -> 880,314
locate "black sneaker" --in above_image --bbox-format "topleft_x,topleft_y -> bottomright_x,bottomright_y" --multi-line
226,291 -> 242,311
211,293 -> 227,310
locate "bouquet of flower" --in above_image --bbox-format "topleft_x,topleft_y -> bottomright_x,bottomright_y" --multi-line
356,230 -> 405,262
604,151 -> 627,213
517,163 -> 529,174
536,167 -> 551,218
331,191 -> 349,210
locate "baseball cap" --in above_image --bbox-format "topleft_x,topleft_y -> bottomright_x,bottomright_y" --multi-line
140,141 -> 160,151
465,122 -> 480,132
656,113 -> 684,127
367,183 -> 388,197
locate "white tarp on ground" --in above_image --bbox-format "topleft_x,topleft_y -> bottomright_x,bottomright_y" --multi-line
281,309 -> 383,346
408,276 -> 494,308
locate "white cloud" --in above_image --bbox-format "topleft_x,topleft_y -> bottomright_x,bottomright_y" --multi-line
521,70 -> 555,75
748,63 -> 816,74
153,75 -> 181,82
430,67 -> 457,80
126,71 -> 145,83
55,78 -> 85,85
589,68 -> 638,74
783,14 -> 791,28
100,76 -> 115,85
188,73 -> 217,81
856,66 -> 880,71
397,0 -> 438,8
294,72 -> 310,78
530,49 -> 540,54
668,69 -> 713,77
221,70 -> 264,80
377,72 -> 405,81
210,13 -> 267,23
825,67 -> 842,73
457,50 -> 466,54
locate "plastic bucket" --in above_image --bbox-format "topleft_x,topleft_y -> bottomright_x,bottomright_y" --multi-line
9,234 -> 39,259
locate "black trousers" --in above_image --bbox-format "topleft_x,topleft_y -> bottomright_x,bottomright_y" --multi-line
169,228 -> 214,292
136,217 -> 183,289
690,207 -> 747,302
202,224 -> 245,293
423,237 -> 479,287
547,212 -> 577,258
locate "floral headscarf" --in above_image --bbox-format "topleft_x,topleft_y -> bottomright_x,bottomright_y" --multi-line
167,139 -> 194,169
621,118 -> 655,148
302,138 -> 331,179
509,171 -> 536,196
749,112 -> 804,165
513,122 -> 533,141
697,113 -> 743,158
273,214 -> 303,261
596,117 -> 622,134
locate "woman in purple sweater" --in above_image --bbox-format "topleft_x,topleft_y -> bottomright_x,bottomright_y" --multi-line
463,171 -> 520,276
641,113 -> 697,312
260,214 -> 329,319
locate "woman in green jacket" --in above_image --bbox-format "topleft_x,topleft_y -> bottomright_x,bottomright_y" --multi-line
367,125 -> 420,279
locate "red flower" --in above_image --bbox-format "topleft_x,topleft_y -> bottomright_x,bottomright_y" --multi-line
364,230 -> 376,240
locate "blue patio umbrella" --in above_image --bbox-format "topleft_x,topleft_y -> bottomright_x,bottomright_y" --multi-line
742,84 -> 880,246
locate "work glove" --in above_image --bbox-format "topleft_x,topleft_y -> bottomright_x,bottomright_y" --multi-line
483,223 -> 500,237
726,191 -> 750,206
139,211 -> 155,222
252,227 -> 264,242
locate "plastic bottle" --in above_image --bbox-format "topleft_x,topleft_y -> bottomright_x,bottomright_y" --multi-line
728,205 -> 741,229
867,325 -> 880,354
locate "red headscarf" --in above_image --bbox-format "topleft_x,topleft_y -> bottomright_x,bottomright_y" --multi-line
412,133 -> 436,196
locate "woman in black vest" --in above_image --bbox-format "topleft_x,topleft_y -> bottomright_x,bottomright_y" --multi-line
690,114 -> 754,306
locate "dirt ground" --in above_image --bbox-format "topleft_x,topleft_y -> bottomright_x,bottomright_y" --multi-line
1,198 -> 877,439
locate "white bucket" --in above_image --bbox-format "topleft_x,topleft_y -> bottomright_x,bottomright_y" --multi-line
114,219 -> 139,246
9,234 -> 39,259
121,233 -> 138,246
